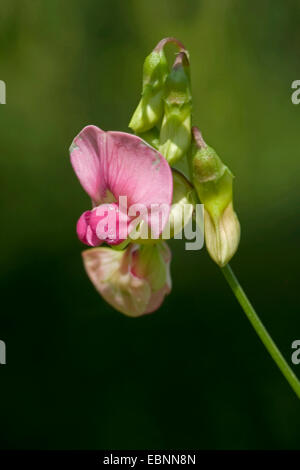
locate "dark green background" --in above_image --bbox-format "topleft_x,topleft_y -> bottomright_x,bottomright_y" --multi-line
0,0 -> 299,449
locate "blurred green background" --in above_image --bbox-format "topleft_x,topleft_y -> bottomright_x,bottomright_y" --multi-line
1,0 -> 300,450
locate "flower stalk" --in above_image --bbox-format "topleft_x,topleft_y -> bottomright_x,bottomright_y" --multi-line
222,264 -> 300,399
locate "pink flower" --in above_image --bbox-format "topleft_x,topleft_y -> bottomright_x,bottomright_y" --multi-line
82,243 -> 171,317
70,126 -> 173,246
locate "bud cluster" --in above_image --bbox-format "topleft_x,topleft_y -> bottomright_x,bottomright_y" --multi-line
129,38 -> 240,267
129,38 -> 192,166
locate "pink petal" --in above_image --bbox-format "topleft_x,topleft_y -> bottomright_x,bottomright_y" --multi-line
105,132 -> 173,236
76,211 -> 102,247
71,127 -> 173,238
70,126 -> 107,205
89,203 -> 130,245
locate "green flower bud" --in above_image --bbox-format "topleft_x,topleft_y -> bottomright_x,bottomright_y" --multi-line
191,127 -> 240,267
129,48 -> 169,133
159,52 -> 192,166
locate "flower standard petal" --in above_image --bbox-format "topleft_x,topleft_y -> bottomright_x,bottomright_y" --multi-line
105,132 -> 173,237
71,128 -> 173,243
70,125 -> 107,205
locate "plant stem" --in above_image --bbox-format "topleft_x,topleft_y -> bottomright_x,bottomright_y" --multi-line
221,263 -> 300,399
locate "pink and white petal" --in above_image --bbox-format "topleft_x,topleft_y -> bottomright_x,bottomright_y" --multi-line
130,243 -> 169,292
104,132 -> 173,235
145,283 -> 171,314
82,247 -> 151,317
70,125 -> 107,205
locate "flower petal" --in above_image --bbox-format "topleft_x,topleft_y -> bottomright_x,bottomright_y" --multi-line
145,283 -> 171,314
70,125 -> 107,204
89,203 -> 131,245
82,247 -> 151,317
105,132 -> 173,235
71,127 -> 173,238
131,242 -> 172,313
76,210 -> 103,247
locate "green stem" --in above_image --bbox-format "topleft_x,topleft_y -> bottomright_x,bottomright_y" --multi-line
222,263 -> 300,399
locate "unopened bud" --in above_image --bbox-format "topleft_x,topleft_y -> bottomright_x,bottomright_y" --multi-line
159,52 -> 192,166
191,127 -> 240,267
129,47 -> 169,133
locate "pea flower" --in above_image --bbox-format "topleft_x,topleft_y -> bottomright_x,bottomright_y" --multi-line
70,125 -> 175,315
70,125 -> 173,246
82,243 -> 171,317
